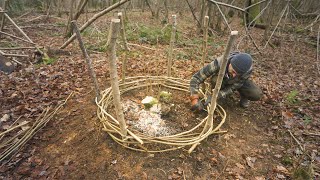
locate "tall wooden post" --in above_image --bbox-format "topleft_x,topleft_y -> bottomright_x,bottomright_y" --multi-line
117,12 -> 130,51
0,0 -> 8,39
201,16 -> 209,67
205,31 -> 238,130
167,14 -> 177,77
118,12 -> 130,82
188,31 -> 238,154
108,19 -> 127,138
72,21 -> 101,101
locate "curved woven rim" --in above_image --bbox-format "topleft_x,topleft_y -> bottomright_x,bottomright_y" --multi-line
96,76 -> 226,152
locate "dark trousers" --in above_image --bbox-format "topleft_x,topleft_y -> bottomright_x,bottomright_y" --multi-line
237,80 -> 262,101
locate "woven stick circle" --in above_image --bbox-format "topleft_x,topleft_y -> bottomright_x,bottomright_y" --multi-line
97,76 -> 227,152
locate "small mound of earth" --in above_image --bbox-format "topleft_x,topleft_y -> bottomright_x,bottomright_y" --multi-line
122,100 -> 175,137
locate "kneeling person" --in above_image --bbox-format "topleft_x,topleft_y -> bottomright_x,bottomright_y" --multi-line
189,52 -> 262,111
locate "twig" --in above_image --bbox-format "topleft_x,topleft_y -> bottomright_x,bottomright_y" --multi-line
0,92 -> 74,163
247,0 -> 271,27
60,0 -> 130,49
303,132 -> 320,137
317,25 -> 320,75
127,43 -> 157,51
3,13 -> 34,44
304,14 -> 320,30
264,3 -> 289,49
243,14 -> 262,55
244,0 -> 267,11
0,31 -> 36,45
207,0 -> 245,12
185,0 -> 201,28
0,121 -> 29,137
213,1 -> 232,32
0,47 -> 36,50
288,130 -> 304,152
215,159 -> 229,180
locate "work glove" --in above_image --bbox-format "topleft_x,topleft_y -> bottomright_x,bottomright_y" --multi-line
190,94 -> 204,111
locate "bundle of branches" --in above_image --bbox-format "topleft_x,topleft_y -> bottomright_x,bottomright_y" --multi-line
0,92 -> 73,164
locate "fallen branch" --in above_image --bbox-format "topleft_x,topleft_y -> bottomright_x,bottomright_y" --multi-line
60,0 -> 130,49
127,42 -> 157,51
288,130 -> 304,152
303,132 -> 320,137
207,0 -> 245,12
0,47 -> 36,50
243,14 -> 262,55
185,0 -> 201,28
212,0 -> 232,32
72,21 -> 101,100
0,31 -> 36,45
264,3 -> 289,49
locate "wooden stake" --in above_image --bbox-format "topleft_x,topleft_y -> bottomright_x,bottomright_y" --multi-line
108,19 -> 127,138
206,31 -> 238,131
117,12 -> 130,51
72,21 -> 101,101
0,47 -> 36,50
201,16 -> 209,67
188,31 -> 238,154
0,0 -> 7,39
118,12 -> 129,82
167,14 -> 177,77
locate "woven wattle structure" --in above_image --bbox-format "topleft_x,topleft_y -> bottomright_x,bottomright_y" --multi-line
97,76 -> 226,152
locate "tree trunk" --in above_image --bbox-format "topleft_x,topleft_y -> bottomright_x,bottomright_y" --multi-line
65,0 -> 76,38
65,0 -> 89,38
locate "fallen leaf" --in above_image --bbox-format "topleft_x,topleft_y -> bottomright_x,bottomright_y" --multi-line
235,163 -> 245,169
0,114 -> 10,122
275,165 -> 289,175
246,157 -> 256,168
282,111 -> 294,119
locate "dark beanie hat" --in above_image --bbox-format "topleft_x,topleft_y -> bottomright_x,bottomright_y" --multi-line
230,53 -> 252,74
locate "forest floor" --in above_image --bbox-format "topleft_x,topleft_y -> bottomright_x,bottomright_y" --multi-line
0,10 -> 319,179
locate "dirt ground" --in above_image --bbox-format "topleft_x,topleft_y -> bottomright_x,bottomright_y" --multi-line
0,10 -> 319,179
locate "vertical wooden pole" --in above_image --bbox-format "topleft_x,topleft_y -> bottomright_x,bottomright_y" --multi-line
188,31 -> 238,154
167,14 -> 177,77
117,12 -> 130,51
0,0 -> 8,39
108,19 -> 127,138
206,31 -> 238,130
118,12 -> 129,82
72,21 -> 101,101
201,16 -> 209,67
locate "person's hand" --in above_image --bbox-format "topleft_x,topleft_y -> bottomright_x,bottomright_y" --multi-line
190,95 -> 204,111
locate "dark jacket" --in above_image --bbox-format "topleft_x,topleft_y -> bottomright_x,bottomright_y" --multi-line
190,52 -> 252,96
